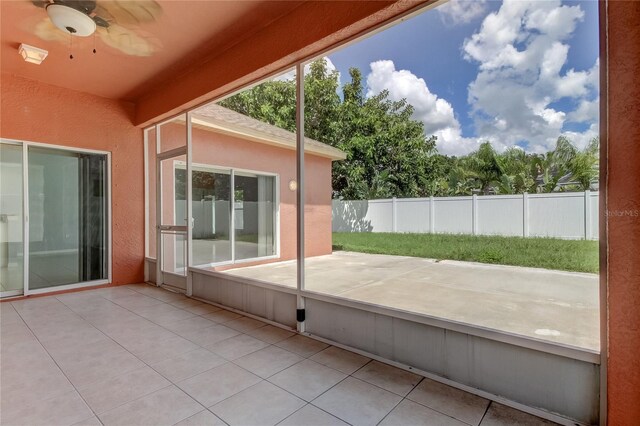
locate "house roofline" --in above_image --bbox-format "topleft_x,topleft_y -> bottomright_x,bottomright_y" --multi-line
190,105 -> 347,161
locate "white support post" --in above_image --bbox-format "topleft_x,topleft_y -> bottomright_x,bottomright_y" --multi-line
392,197 -> 397,233
155,125 -> 162,287
523,192 -> 529,238
584,190 -> 591,240
22,142 -> 30,296
186,112 -> 193,296
296,63 -> 306,333
429,196 -> 435,234
143,131 -> 149,262
230,170 -> 235,264
472,194 -> 478,235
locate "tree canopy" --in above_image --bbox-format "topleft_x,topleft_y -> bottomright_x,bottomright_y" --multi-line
220,59 -> 599,199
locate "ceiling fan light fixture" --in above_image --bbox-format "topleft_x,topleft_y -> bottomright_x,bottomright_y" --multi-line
46,4 -> 96,37
18,43 -> 48,64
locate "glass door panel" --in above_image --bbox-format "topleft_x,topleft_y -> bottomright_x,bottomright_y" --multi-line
156,114 -> 189,291
27,146 -> 107,290
158,153 -> 187,288
0,143 -> 24,297
178,166 -> 232,266
234,173 -> 276,261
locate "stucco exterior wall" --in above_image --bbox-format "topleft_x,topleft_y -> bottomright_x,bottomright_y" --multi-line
605,1 -> 640,424
155,121 -> 334,270
193,127 -> 334,264
0,73 -> 144,285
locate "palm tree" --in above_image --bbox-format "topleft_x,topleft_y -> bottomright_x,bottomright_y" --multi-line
532,136 -> 599,192
463,142 -> 503,194
496,147 -> 537,194
568,137 -> 599,190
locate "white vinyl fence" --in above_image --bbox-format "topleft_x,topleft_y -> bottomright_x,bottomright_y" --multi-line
332,191 -> 599,240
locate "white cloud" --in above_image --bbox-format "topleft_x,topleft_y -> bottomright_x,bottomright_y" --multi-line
437,0 -> 487,26
463,0 -> 599,153
366,60 -> 479,155
568,98 -> 599,124
273,57 -> 340,86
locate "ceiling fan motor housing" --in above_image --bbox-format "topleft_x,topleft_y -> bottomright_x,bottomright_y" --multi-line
46,4 -> 96,36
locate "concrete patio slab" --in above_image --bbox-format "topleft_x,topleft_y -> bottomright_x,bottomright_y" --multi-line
224,251 -> 600,350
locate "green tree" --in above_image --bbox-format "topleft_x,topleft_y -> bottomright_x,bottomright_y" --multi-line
461,142 -> 503,194
219,79 -> 296,133
567,137 -> 599,190
496,147 -> 537,194
532,136 -> 599,193
220,59 -> 598,198
221,60 -> 439,200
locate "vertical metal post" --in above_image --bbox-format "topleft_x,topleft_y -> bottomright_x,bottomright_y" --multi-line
472,194 -> 478,235
392,197 -> 397,233
584,190 -> 592,240
523,192 -> 529,238
230,170 -> 236,264
186,112 -> 193,296
155,125 -> 162,287
22,143 -> 30,296
429,195 -> 435,234
143,130 -> 149,261
296,63 -> 306,333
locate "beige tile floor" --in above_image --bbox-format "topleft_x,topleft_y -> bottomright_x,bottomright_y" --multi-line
0,283 -> 557,426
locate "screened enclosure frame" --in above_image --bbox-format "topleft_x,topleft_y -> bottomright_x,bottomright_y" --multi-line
141,4 -> 606,422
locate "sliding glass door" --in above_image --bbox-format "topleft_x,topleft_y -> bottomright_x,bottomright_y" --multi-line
27,146 -> 108,290
174,164 -> 277,267
177,166 -> 232,266
234,173 -> 276,261
0,143 -> 24,297
0,140 -> 109,298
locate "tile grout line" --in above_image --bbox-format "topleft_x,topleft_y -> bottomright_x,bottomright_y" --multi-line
371,371 -> 424,426
121,286 -> 274,425
10,285 -> 522,426
69,285 -> 213,425
276,401 -> 355,426
477,400 -> 493,426
55,289 -> 216,423
140,279 -> 429,424
10,303 -> 102,425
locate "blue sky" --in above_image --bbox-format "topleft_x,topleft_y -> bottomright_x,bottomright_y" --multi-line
325,0 -> 600,155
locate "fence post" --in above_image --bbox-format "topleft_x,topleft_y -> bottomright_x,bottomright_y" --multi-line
472,194 -> 478,235
392,197 -> 397,233
584,190 -> 591,240
429,196 -> 435,234
523,192 -> 529,237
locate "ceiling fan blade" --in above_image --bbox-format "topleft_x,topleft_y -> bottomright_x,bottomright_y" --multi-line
56,0 -> 98,15
97,24 -> 162,56
92,15 -> 109,28
34,17 -> 69,42
31,1 -> 50,9
96,0 -> 162,26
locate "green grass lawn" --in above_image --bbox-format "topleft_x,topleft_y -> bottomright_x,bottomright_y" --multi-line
332,232 -> 599,273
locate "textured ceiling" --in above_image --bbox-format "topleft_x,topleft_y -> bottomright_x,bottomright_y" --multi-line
0,1 -> 303,101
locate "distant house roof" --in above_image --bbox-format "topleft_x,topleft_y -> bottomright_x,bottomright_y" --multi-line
191,104 -> 347,161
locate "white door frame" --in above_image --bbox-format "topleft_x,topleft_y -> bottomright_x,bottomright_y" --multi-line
155,145 -> 189,292
0,138 -> 112,298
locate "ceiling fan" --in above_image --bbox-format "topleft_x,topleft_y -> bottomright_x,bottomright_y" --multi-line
31,0 -> 163,57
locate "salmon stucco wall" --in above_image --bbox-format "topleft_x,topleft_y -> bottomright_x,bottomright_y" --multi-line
605,1 -> 640,424
155,122 -> 334,268
1,73 -> 144,285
